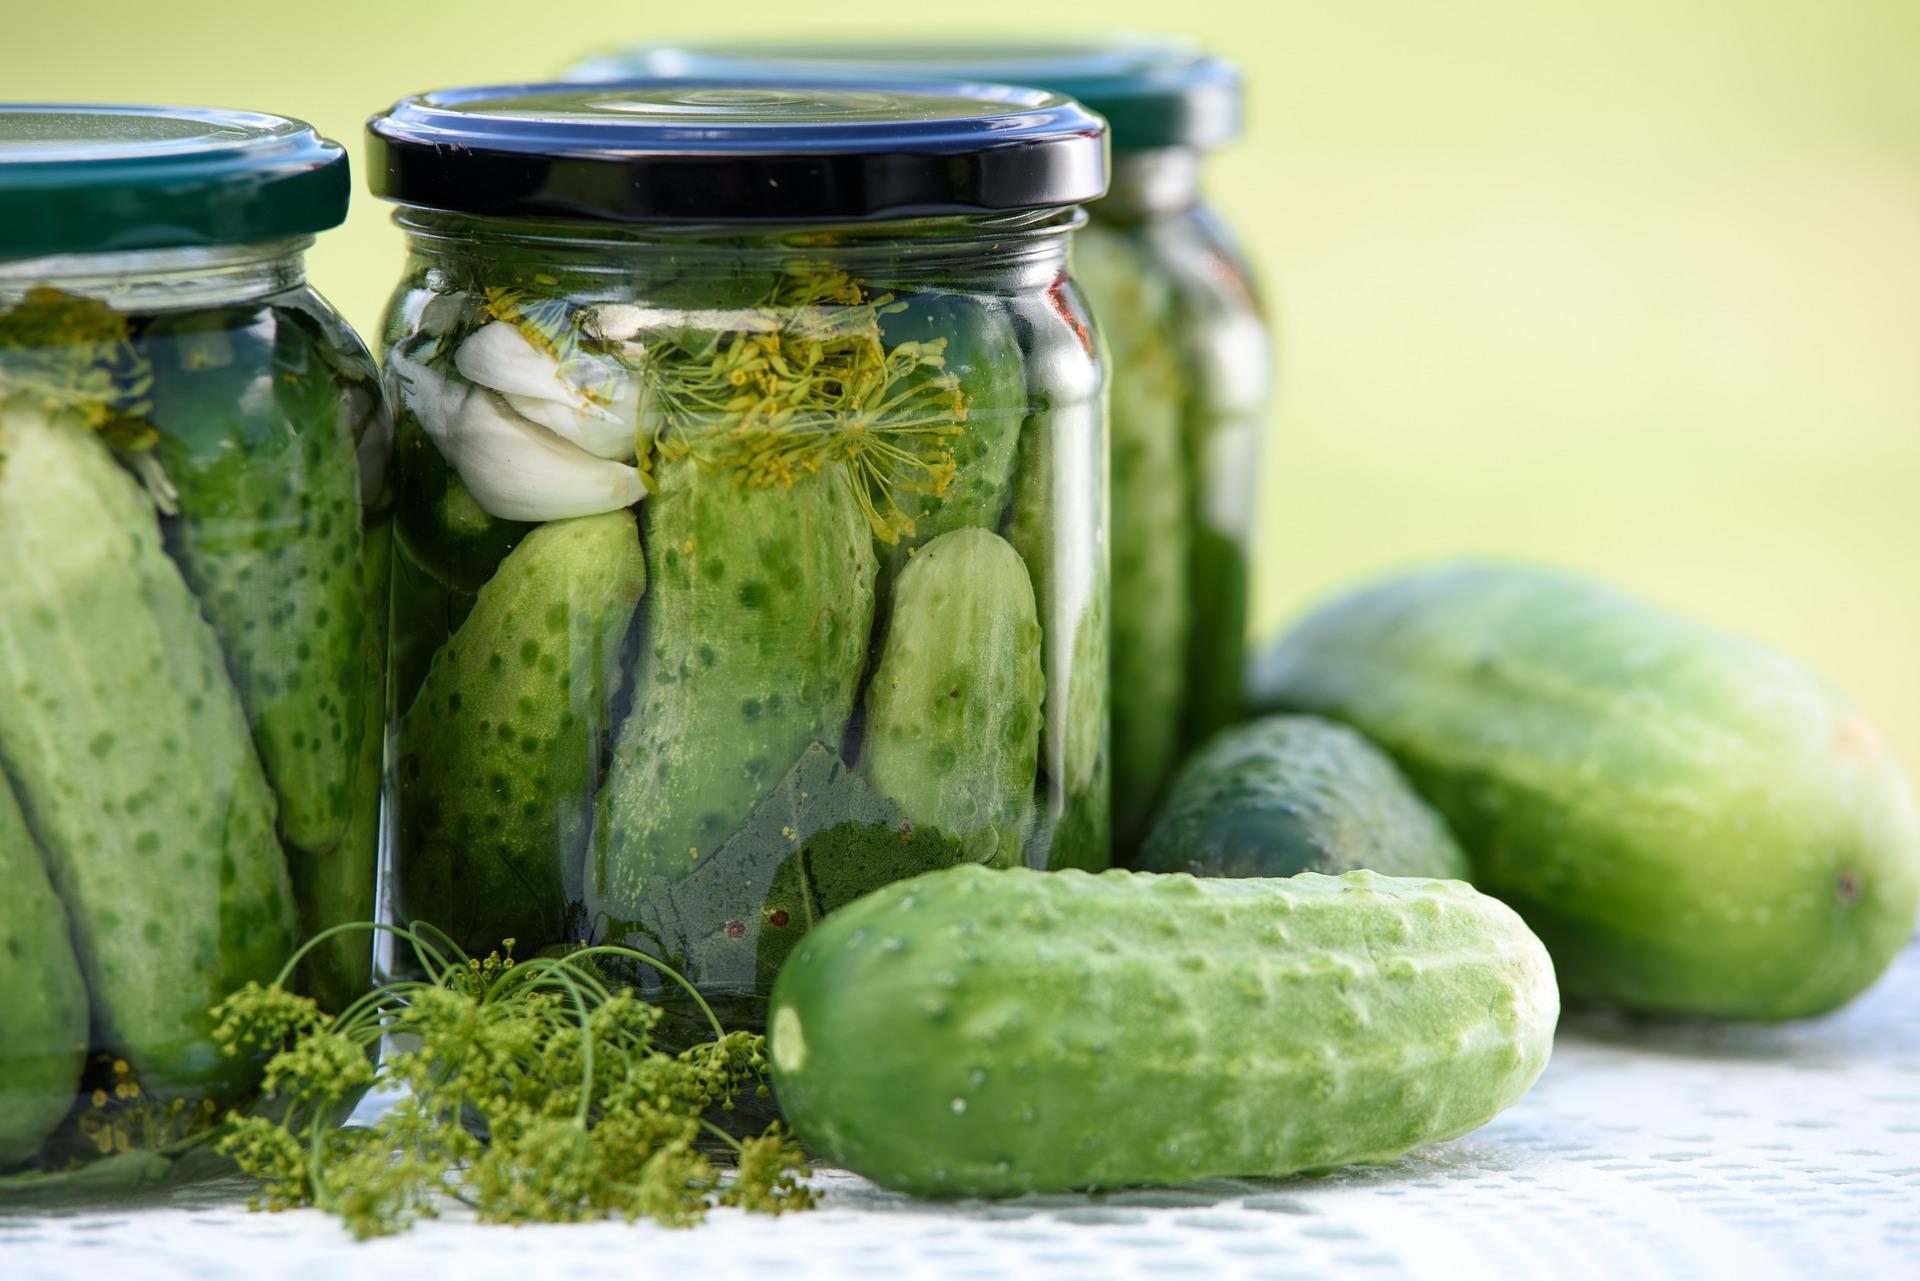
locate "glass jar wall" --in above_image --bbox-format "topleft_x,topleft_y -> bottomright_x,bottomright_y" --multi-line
368,81 -> 1109,1033
562,41 -> 1271,852
0,108 -> 388,1182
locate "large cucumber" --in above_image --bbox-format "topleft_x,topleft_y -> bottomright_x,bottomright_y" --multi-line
147,311 -> 368,856
1074,222 -> 1191,851
398,512 -> 645,956
1251,563 -> 1920,1019
590,460 -> 876,917
862,527 -> 1044,866
1134,715 -> 1469,881
0,774 -> 88,1168
770,866 -> 1557,1196
0,405 -> 295,1098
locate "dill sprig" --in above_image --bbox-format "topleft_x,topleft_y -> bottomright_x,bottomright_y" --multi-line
0,287 -> 156,448
638,264 -> 967,543
210,923 -> 814,1239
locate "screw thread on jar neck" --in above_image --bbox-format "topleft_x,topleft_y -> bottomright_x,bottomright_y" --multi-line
0,239 -> 311,311
1096,149 -> 1205,221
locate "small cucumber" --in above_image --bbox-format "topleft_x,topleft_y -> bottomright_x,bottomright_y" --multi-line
398,511 -> 645,956
147,311 -> 368,856
770,866 -> 1557,1196
590,459 -> 876,915
1251,563 -> 1920,1019
0,405 -> 295,1099
1134,715 -> 1469,881
0,775 -> 88,1168
1074,222 -> 1191,851
861,527 -> 1044,866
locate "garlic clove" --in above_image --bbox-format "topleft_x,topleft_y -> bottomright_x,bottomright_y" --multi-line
455,321 -> 640,461
501,386 -> 639,462
435,387 -> 646,523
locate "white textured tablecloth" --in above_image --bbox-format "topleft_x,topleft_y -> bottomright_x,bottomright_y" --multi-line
7,943 -> 1918,1281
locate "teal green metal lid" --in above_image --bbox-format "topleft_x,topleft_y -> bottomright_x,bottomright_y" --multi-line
0,105 -> 349,258
564,37 -> 1242,152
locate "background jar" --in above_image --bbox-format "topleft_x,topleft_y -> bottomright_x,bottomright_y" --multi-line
563,40 -> 1270,855
0,107 -> 389,1183
366,80 -> 1109,1033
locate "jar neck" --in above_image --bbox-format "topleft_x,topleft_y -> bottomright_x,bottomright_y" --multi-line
0,238 -> 310,311
394,208 -> 1083,293
1097,148 -> 1205,221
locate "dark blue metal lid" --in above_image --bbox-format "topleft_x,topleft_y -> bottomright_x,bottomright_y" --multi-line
365,79 -> 1108,223
564,38 -> 1243,152
0,105 -> 348,258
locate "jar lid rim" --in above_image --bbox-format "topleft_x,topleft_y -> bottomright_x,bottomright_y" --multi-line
365,78 -> 1109,224
0,105 -> 348,258
562,38 -> 1243,152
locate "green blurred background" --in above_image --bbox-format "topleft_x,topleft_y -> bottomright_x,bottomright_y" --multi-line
7,1 -> 1918,770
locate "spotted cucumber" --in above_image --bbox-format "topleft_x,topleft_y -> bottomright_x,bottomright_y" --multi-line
590,460 -> 876,917
1251,563 -> 1920,1019
0,404 -> 295,1099
1134,715 -> 1470,881
0,774 -> 88,1168
861,527 -> 1044,866
770,866 -> 1557,1196
397,511 -> 645,955
146,311 -> 368,856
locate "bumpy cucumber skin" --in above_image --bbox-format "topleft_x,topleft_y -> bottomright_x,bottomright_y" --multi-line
0,406 -> 295,1098
591,460 -> 876,914
148,314 -> 368,856
398,512 -> 645,956
770,866 -> 1557,1196
0,774 -> 88,1168
287,519 -> 390,1013
1135,715 -> 1470,881
1251,563 -> 1920,1020
1074,223 -> 1190,851
862,528 -> 1044,866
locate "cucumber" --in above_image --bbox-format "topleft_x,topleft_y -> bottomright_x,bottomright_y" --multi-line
0,404 -> 295,1098
1134,715 -> 1469,881
1250,563 -> 1920,1019
590,459 -> 876,917
1074,223 -> 1191,851
770,865 -> 1557,1196
398,511 -> 645,956
0,774 -> 88,1168
861,527 -> 1044,866
147,312 -> 368,856
286,519 -> 390,1012
876,296 -> 1027,562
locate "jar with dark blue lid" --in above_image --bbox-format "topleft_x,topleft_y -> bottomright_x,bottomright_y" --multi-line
560,42 -> 1274,853
365,80 -> 1112,1045
0,105 -> 388,1186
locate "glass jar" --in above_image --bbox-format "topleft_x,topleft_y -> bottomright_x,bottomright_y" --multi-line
367,81 -> 1109,1032
0,107 -> 389,1182
563,41 -> 1271,853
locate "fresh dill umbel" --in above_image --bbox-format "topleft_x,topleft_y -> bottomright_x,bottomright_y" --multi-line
211,923 -> 815,1239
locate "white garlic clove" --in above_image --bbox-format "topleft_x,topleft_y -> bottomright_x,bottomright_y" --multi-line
386,348 -> 467,440
455,321 -> 640,460
432,387 -> 646,523
501,385 -> 639,462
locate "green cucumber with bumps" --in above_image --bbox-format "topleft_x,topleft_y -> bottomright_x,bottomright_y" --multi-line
147,313 -> 368,856
1250,562 -> 1920,1019
0,774 -> 88,1168
399,511 -> 645,956
590,460 -> 876,916
770,865 -> 1557,1196
0,404 -> 296,1099
1134,715 -> 1470,881
862,527 -> 1044,866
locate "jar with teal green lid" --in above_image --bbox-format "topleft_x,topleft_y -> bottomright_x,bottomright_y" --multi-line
0,106 -> 388,1186
366,79 -> 1109,1042
566,40 -> 1272,854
